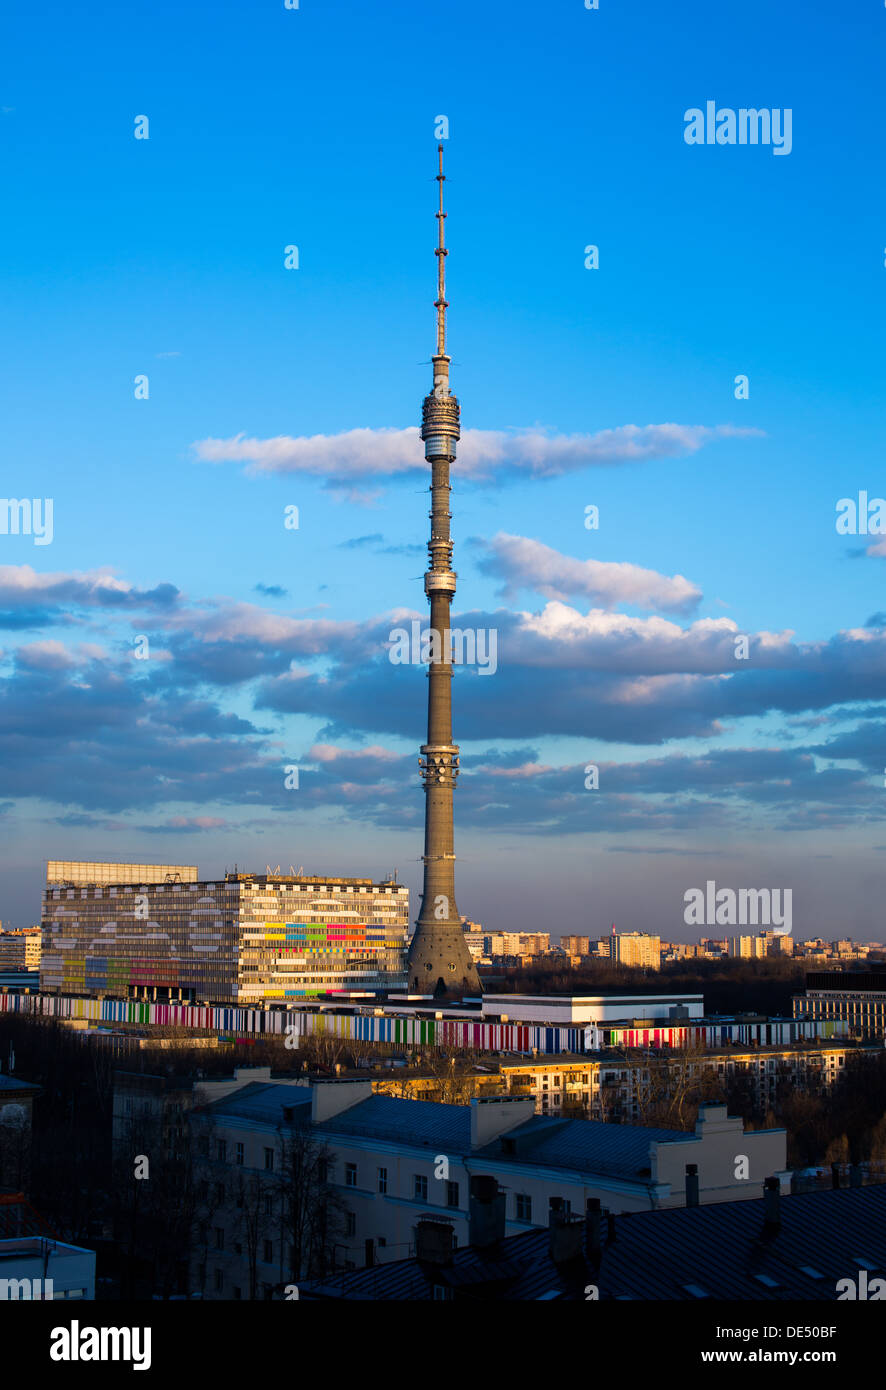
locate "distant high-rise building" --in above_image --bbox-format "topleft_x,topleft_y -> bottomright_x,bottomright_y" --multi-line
484,932 -> 550,958
728,935 -> 768,959
561,935 -> 591,956
0,928 -> 41,972
609,932 -> 661,970
40,864 -> 407,1004
406,145 -> 480,999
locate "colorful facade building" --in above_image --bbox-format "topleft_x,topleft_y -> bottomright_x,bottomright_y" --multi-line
40,863 -> 408,1006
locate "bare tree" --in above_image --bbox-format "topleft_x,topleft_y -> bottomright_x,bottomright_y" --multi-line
275,1123 -> 348,1284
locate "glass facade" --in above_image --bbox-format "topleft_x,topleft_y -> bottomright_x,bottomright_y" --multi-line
40,870 -> 408,1005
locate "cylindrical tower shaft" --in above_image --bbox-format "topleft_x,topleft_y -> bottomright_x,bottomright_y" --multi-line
407,144 -> 481,998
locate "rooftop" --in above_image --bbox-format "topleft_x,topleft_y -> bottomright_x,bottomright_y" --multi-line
0,1074 -> 40,1095
303,1183 -> 886,1301
196,1085 -> 696,1176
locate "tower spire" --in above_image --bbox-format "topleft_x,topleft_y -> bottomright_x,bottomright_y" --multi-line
406,143 -> 481,1000
435,142 -> 448,362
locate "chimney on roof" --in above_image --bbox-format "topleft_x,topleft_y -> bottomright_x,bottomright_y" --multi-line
763,1176 -> 781,1234
310,1079 -> 372,1123
606,1210 -> 617,1245
469,1175 -> 506,1250
469,1095 -> 535,1149
850,1162 -> 862,1189
585,1197 -> 602,1264
831,1162 -> 841,1190
548,1201 -> 583,1267
415,1217 -> 455,1266
685,1163 -> 700,1208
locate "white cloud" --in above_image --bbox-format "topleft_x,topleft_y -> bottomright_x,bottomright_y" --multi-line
478,532 -> 702,613
192,422 -> 762,489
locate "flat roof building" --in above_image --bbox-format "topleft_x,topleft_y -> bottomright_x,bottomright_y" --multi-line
41,865 -> 408,1006
795,969 -> 886,1039
479,993 -> 704,1026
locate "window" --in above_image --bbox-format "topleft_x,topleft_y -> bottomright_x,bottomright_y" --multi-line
318,1158 -> 328,1182
346,1211 -> 356,1237
214,1270 -> 223,1292
414,1174 -> 428,1201
264,1147 -> 274,1172
446,1181 -> 459,1209
432,1284 -> 453,1301
378,1166 -> 388,1194
236,1142 -> 244,1167
345,1163 -> 357,1189
217,1139 -> 227,1161
516,1193 -> 532,1222
264,1192 -> 274,1216
263,1239 -> 274,1264
214,1227 -> 224,1250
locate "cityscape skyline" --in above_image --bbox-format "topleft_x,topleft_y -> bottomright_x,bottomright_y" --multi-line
2,0 -> 886,942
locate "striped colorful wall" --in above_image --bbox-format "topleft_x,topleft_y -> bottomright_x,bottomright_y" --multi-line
0,990 -> 848,1054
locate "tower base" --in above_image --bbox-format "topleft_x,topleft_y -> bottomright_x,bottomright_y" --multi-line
407,924 -> 481,997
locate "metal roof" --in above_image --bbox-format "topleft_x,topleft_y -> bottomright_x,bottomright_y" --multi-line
315,1095 -> 472,1151
597,1184 -> 886,1299
196,1086 -> 692,1177
0,1075 -> 39,1095
302,1184 -> 886,1301
475,1115 -> 689,1178
198,1082 -> 312,1127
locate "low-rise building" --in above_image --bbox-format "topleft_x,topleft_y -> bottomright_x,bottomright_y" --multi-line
479,993 -> 703,1026
795,970 -> 886,1039
0,1235 -> 95,1301
499,1041 -> 871,1122
186,1082 -> 786,1292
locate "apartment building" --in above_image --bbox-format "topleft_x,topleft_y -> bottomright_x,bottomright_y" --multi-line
560,936 -> 590,956
609,932 -> 661,970
186,1081 -> 786,1293
498,1042 -> 872,1122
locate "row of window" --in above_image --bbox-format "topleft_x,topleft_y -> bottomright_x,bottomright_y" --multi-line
344,1162 -> 460,1207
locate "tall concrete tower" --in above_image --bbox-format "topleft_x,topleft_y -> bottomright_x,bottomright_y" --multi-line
407,144 -> 481,999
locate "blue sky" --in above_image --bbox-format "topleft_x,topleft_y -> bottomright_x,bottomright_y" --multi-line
1,0 -> 885,939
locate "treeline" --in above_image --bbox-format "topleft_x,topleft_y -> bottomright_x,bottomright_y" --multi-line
491,957 -> 811,1015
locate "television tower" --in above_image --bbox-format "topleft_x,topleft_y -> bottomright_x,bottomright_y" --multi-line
407,144 -> 481,998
